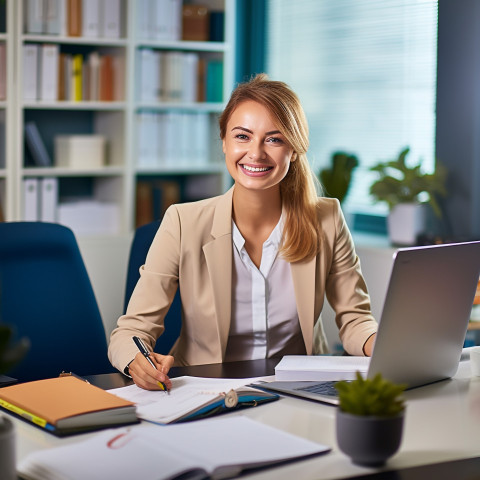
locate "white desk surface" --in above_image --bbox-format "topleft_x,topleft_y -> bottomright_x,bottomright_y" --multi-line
10,360 -> 480,480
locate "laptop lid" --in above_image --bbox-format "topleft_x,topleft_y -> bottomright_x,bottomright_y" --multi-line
367,240 -> 480,388
253,240 -> 480,404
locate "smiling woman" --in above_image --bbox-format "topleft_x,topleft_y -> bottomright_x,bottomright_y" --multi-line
108,74 -> 378,391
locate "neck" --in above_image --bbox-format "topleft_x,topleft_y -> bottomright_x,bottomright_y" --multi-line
232,184 -> 282,230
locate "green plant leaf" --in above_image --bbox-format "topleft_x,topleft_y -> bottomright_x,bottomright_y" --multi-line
335,371 -> 406,417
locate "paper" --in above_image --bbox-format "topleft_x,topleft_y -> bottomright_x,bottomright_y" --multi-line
17,416 -> 330,480
108,376 -> 273,424
275,355 -> 370,381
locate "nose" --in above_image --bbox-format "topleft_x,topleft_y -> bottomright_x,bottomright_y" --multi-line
248,141 -> 266,160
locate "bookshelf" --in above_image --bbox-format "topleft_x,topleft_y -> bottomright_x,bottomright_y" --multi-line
2,0 -> 235,236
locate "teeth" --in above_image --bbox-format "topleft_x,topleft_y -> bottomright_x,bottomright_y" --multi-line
242,165 -> 270,172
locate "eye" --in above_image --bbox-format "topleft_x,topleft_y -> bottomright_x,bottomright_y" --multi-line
234,133 -> 249,141
266,136 -> 284,144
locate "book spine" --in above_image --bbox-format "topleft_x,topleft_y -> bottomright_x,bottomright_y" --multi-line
0,43 -> 6,100
67,0 -> 82,36
72,53 -> 83,101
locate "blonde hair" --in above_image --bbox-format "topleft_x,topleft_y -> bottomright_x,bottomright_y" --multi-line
219,74 -> 321,263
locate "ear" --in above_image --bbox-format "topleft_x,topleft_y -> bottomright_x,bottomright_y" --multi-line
290,152 -> 297,162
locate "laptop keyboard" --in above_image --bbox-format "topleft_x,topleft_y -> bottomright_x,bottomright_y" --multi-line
295,381 -> 339,397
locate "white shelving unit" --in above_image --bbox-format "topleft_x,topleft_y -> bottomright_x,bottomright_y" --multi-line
2,0 -> 235,236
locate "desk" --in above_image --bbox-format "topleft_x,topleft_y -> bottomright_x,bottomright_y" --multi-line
10,359 -> 480,480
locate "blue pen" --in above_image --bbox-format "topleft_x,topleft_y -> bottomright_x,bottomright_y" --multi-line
132,336 -> 169,393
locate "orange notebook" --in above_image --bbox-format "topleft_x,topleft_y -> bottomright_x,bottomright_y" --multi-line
0,376 -> 138,436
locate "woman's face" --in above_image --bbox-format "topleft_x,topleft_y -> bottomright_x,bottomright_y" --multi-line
222,100 -> 294,193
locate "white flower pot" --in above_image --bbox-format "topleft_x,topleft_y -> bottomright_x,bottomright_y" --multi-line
0,416 -> 16,480
387,203 -> 426,246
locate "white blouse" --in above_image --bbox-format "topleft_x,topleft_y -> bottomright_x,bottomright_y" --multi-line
225,216 -> 306,362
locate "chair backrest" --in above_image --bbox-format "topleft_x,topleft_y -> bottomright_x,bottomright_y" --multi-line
124,220 -> 182,354
0,222 -> 114,382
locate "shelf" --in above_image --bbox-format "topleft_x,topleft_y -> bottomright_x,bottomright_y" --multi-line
23,166 -> 125,177
135,102 -> 225,112
2,0 -> 235,234
23,101 -> 126,111
468,322 -> 480,331
135,40 -> 229,52
22,35 -> 128,47
136,164 -> 226,175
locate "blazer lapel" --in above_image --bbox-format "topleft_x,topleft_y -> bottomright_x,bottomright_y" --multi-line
203,187 -> 234,359
291,257 -> 316,355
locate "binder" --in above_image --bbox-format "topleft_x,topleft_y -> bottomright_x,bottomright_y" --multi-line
25,0 -> 45,34
44,0 -> 63,35
100,0 -> 122,38
23,44 -> 39,101
39,177 -> 58,222
23,178 -> 40,221
82,0 -> 100,38
39,44 -> 60,102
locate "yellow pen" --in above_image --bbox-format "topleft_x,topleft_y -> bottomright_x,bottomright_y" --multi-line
132,336 -> 170,393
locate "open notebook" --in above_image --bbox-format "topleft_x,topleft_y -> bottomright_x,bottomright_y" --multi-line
253,240 -> 480,405
17,416 -> 330,480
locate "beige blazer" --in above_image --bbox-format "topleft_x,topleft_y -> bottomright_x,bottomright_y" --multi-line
108,187 -> 377,373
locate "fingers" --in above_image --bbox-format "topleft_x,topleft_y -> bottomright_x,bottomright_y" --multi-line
129,352 -> 174,391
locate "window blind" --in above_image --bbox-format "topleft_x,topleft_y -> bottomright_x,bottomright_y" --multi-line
266,0 -> 438,216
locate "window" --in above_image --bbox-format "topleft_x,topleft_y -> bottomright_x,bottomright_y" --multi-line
266,0 -> 438,219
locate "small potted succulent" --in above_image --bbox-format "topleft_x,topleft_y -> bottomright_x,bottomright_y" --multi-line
0,324 -> 30,480
369,147 -> 447,245
335,372 -> 406,467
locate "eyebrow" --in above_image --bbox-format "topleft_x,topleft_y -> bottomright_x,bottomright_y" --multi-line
231,126 -> 282,136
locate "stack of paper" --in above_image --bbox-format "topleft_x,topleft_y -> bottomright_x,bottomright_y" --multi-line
274,355 -> 371,381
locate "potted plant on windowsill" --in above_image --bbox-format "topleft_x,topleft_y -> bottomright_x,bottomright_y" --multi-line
319,151 -> 359,204
0,324 -> 30,480
369,147 -> 447,246
335,372 -> 406,467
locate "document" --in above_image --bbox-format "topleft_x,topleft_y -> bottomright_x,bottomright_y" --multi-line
274,355 -> 370,381
108,376 -> 278,424
17,416 -> 331,480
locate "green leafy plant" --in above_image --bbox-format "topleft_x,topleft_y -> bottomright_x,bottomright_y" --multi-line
319,151 -> 359,203
369,147 -> 447,217
335,372 -> 406,417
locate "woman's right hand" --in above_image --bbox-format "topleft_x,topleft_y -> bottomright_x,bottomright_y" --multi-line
128,352 -> 174,391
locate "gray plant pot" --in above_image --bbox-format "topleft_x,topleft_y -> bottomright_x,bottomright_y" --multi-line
336,410 -> 404,467
0,416 -> 16,480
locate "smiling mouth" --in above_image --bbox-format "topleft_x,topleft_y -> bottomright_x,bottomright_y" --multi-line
241,164 -> 273,173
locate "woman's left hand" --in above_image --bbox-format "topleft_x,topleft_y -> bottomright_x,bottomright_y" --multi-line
363,334 -> 376,356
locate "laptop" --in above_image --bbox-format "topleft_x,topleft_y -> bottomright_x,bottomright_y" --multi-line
253,240 -> 480,405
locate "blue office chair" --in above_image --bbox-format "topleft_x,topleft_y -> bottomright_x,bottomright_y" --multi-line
123,220 -> 182,354
0,222 -> 115,382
